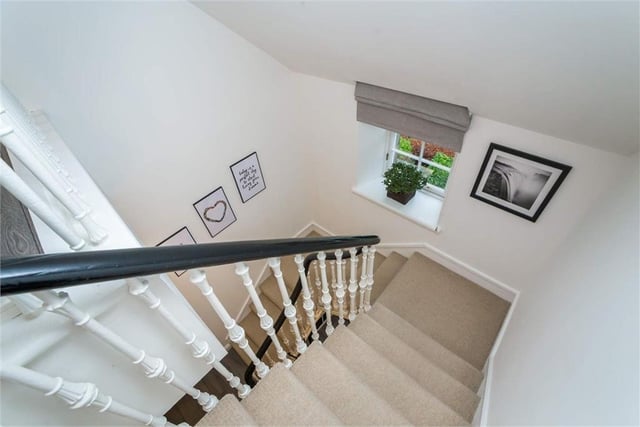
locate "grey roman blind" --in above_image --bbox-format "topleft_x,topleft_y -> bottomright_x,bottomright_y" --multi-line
354,82 -> 471,152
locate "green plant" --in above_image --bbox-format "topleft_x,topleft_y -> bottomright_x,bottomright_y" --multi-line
398,136 -> 413,153
427,152 -> 453,189
383,162 -> 429,194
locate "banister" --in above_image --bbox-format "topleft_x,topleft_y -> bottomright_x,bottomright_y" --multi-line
0,235 -> 380,296
245,247 -> 365,386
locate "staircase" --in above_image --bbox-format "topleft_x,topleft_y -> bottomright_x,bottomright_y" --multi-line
197,251 -> 510,426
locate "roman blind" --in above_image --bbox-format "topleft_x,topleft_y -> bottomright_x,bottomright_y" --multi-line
355,82 -> 471,152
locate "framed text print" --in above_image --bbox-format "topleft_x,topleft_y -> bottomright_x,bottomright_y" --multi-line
230,152 -> 266,203
193,186 -> 237,238
470,143 -> 571,223
156,226 -> 197,277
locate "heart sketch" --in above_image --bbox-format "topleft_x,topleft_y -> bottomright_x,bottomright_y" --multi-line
203,200 -> 227,223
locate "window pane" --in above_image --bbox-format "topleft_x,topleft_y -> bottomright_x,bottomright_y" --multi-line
396,135 -> 455,190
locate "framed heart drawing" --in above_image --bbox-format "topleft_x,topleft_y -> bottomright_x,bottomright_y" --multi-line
193,186 -> 237,238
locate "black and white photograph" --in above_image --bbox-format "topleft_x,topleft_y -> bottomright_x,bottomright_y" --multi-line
193,186 -> 237,238
230,151 -> 266,203
156,226 -> 197,276
470,143 -> 571,222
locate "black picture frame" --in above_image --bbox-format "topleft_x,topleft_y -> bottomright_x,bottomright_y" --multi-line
193,186 -> 237,238
156,226 -> 197,277
470,143 -> 572,223
229,151 -> 266,203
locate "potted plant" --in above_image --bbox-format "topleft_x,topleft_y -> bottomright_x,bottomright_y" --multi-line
383,162 -> 430,205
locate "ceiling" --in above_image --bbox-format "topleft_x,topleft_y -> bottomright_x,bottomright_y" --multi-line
193,1 -> 639,155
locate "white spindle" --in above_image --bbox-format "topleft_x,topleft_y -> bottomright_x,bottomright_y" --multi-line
7,294 -> 44,319
1,106 -> 87,210
313,261 -> 322,307
278,330 -> 294,355
35,290 -> 217,412
330,260 -> 338,311
267,258 -> 307,354
189,269 -> 269,379
0,160 -> 85,250
334,250 -> 346,326
0,123 -> 107,244
129,278 -> 250,398
235,262 -> 292,368
263,351 -> 276,367
317,252 -> 334,335
348,248 -> 359,321
294,254 -> 320,341
364,246 -> 377,311
0,365 -> 183,427
358,246 -> 369,314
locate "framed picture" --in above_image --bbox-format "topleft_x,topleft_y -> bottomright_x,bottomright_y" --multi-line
229,152 -> 266,203
470,143 -> 571,222
193,186 -> 237,238
156,226 -> 197,277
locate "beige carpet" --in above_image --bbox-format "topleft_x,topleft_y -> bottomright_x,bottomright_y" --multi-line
291,341 -> 409,425
377,252 -> 511,370
199,249 -> 511,426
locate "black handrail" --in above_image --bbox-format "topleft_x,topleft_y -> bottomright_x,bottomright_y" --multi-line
245,247 -> 364,385
0,235 -> 380,295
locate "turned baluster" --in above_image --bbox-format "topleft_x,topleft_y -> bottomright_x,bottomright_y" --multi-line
235,262 -> 292,368
0,160 -> 85,250
364,247 -> 377,312
267,257 -> 307,354
0,365 -> 184,427
335,249 -> 346,326
0,120 -> 107,245
35,290 -> 217,412
358,246 -> 369,314
189,269 -> 269,379
348,248 -> 359,321
317,252 -> 334,335
312,261 -> 322,309
129,278 -> 250,398
294,254 -> 320,341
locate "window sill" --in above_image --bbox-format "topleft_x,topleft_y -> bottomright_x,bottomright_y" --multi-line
352,180 -> 442,233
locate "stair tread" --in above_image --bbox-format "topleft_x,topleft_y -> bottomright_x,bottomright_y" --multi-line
377,252 -> 511,370
196,395 -> 257,426
291,341 -> 410,426
369,252 -> 407,305
239,311 -> 268,348
260,275 -> 284,309
369,303 -> 483,391
242,363 -> 341,426
325,325 -> 468,426
349,313 -> 480,421
232,335 -> 259,367
250,291 -> 281,318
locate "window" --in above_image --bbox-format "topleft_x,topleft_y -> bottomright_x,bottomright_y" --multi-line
386,133 -> 456,197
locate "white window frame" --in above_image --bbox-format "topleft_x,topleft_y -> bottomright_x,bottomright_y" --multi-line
385,132 -> 454,198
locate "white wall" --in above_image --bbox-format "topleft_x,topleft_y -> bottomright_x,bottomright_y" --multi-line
488,156 -> 639,425
0,105 -> 224,425
1,0 -> 313,339
293,73 -> 630,292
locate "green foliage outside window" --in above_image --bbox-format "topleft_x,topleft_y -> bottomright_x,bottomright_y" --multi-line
426,152 -> 453,189
398,136 -> 413,153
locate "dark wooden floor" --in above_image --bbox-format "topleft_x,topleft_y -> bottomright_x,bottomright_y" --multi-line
165,347 -> 248,426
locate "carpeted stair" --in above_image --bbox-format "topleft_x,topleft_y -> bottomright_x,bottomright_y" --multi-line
199,250 -> 510,426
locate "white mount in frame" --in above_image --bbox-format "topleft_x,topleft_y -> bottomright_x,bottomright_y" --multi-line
230,152 -> 266,203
